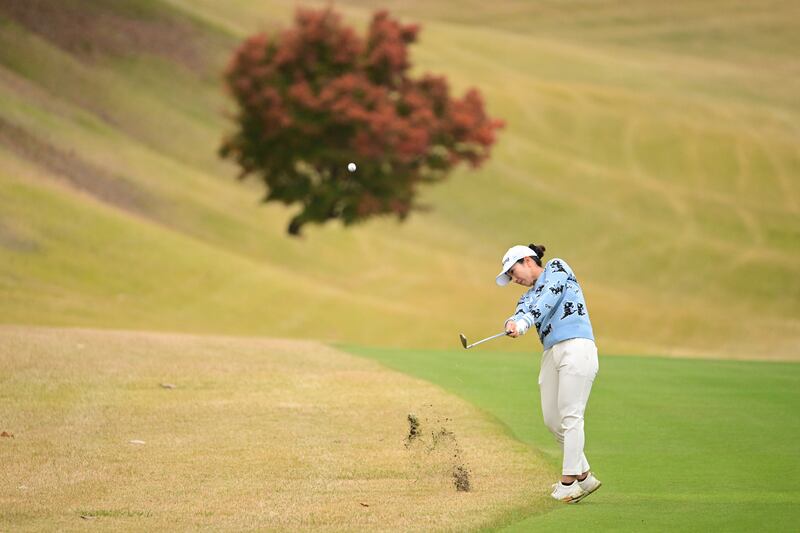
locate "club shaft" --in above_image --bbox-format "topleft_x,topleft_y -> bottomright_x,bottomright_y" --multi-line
467,331 -> 507,349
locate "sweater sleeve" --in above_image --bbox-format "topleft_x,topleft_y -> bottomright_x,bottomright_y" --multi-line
505,259 -> 572,336
506,295 -> 535,335
529,259 -> 571,317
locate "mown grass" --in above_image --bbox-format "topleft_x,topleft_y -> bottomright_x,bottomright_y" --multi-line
0,0 -> 798,359
344,343 -> 800,531
0,326 -> 553,531
2,4 -> 798,530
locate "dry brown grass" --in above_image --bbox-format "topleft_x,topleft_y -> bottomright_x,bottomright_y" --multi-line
0,326 -> 554,531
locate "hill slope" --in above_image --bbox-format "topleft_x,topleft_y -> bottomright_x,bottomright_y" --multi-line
0,0 -> 798,359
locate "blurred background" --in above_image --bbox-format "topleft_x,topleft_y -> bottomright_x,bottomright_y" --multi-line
1,0 -> 798,360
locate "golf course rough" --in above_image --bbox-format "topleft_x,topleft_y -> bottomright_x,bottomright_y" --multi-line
0,326 -> 553,531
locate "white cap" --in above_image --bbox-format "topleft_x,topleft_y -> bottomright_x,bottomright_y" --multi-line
495,245 -> 538,286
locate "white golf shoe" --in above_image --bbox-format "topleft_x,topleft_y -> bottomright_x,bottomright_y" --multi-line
550,481 -> 586,503
574,473 -> 602,502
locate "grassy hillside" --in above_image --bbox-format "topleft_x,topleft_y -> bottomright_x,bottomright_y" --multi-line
0,0 -> 798,359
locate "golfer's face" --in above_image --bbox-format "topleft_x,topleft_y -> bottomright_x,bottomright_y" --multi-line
508,261 -> 535,287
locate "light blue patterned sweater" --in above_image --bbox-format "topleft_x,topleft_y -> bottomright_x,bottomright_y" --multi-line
505,258 -> 595,350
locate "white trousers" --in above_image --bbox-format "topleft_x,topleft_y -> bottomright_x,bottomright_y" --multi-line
538,337 -> 599,476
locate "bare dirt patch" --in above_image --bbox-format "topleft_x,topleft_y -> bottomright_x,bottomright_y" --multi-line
0,0 -> 210,74
0,220 -> 40,252
404,407 -> 473,492
0,117 -> 160,218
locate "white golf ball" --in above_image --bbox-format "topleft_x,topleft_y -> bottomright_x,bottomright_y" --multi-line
347,162 -> 357,172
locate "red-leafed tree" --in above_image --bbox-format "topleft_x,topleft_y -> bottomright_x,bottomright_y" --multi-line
220,7 -> 503,235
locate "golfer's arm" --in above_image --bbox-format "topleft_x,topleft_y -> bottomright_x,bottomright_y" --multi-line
506,309 -> 534,335
518,271 -> 570,333
530,269 -> 570,315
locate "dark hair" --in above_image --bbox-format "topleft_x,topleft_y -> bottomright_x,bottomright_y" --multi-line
514,243 -> 547,268
528,243 -> 546,267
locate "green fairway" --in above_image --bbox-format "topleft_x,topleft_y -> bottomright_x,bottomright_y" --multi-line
343,344 -> 800,531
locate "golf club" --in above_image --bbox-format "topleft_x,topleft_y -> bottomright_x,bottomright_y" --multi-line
459,331 -> 509,349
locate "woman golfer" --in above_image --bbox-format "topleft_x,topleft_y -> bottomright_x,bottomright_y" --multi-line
497,243 -> 601,503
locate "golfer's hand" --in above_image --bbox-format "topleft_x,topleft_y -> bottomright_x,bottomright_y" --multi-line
505,321 -> 519,338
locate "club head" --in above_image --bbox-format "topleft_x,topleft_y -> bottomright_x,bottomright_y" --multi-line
459,333 -> 468,349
